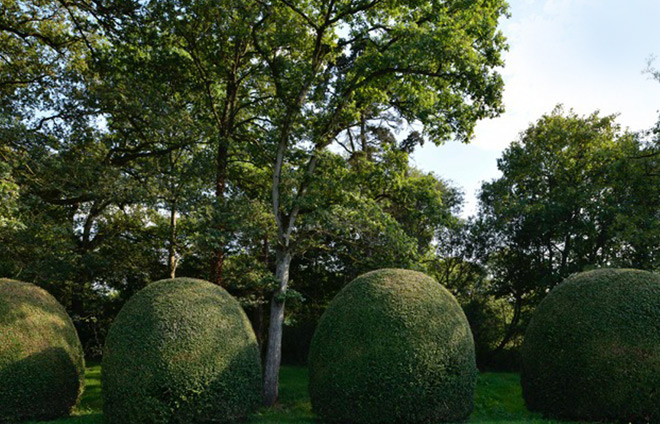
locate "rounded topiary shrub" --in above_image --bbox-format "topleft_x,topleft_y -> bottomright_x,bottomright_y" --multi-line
308,269 -> 477,424
522,268 -> 660,422
102,278 -> 261,424
0,278 -> 85,422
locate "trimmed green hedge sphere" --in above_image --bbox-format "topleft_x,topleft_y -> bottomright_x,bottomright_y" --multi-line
102,278 -> 261,424
522,268 -> 660,422
308,269 -> 477,424
0,279 -> 85,422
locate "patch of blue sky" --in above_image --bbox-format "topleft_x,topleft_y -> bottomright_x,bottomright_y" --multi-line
412,0 -> 660,217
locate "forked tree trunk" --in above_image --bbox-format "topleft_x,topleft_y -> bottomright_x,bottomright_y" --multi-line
262,247 -> 292,406
260,46 -> 323,404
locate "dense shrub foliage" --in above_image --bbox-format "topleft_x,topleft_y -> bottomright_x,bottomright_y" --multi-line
0,279 -> 85,422
308,269 -> 477,424
522,269 -> 660,422
102,278 -> 262,424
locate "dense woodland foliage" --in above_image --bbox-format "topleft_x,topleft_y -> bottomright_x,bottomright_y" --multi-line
521,269 -> 660,423
2,0 -> 660,399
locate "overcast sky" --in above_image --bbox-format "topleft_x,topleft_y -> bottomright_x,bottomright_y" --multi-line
411,0 -> 660,217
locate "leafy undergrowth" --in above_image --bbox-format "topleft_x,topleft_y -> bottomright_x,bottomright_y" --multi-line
33,364 -> 584,424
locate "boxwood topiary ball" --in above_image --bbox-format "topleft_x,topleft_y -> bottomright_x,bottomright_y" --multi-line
102,278 -> 261,424
522,268 -> 660,422
308,269 -> 477,424
0,279 -> 85,422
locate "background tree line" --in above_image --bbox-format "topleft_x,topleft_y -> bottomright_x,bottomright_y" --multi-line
1,0 -> 660,401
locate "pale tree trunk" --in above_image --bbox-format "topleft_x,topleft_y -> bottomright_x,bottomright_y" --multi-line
262,247 -> 292,406
259,25 -> 327,405
252,235 -> 270,349
262,127 -> 321,405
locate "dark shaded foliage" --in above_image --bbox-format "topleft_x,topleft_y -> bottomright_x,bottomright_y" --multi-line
102,278 -> 261,424
522,269 -> 660,423
0,279 -> 84,422
309,269 -> 476,424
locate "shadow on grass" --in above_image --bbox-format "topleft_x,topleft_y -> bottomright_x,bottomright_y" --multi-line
30,364 -> 102,424
247,369 -> 583,424
470,373 -> 583,424
30,364 -> 583,424
76,363 -> 102,414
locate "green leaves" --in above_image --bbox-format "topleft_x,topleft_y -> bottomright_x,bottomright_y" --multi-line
309,269 -> 477,424
522,269 -> 660,422
0,279 -> 85,422
2,0 -> 509,371
0,146 -> 21,230
102,278 -> 262,424
472,107 -> 660,359
479,107 -> 658,280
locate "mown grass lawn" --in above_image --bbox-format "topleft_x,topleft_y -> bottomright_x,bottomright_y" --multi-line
34,364 -> 583,424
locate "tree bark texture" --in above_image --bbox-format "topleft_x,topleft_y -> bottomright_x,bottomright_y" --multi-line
262,248 -> 292,406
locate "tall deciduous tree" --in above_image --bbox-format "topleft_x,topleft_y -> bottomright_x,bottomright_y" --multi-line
252,0 -> 509,404
135,0 -> 268,285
